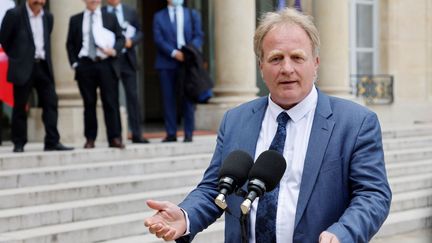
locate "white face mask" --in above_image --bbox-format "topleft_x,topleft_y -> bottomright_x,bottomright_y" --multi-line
172,0 -> 184,7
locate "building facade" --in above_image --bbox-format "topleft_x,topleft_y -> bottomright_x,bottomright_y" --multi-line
3,0 -> 431,142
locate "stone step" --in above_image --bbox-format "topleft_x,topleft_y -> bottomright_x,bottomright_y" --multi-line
0,186 -> 194,233
384,147 -> 432,163
0,210 -> 225,243
382,125 -> 432,139
0,136 -> 217,170
389,172 -> 432,193
0,153 -> 212,189
390,188 -> 432,212
0,170 -> 203,210
375,207 -> 432,237
0,211 -> 152,243
100,220 -> 225,243
383,135 -> 432,151
386,159 -> 432,177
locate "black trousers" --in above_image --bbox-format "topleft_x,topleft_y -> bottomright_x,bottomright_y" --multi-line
75,58 -> 122,142
12,60 -> 59,147
118,54 -> 142,139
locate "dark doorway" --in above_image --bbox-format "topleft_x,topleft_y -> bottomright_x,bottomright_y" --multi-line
138,1 -> 166,123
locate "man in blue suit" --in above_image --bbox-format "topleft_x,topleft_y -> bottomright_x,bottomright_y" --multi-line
144,8 -> 391,243
153,0 -> 204,143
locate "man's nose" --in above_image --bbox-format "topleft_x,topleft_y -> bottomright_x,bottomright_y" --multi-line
280,60 -> 294,74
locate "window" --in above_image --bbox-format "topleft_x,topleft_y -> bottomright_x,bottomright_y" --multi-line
350,0 -> 379,75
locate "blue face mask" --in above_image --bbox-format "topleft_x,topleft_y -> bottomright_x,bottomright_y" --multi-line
172,0 -> 184,7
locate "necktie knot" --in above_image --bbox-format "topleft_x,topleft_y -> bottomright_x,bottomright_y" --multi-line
276,112 -> 290,128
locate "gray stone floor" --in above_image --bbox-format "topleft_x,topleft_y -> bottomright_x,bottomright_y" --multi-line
371,228 -> 432,243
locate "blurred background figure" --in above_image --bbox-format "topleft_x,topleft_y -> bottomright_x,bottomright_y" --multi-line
103,0 -> 149,144
66,0 -> 125,149
0,0 -> 73,153
153,0 -> 203,143
0,0 -> 15,146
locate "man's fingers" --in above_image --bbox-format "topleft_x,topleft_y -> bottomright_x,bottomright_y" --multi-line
319,231 -> 340,243
163,229 -> 176,241
146,199 -> 170,211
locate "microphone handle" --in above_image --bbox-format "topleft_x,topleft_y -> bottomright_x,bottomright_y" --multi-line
240,190 -> 258,215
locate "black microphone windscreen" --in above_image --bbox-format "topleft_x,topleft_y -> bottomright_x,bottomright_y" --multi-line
248,150 -> 286,191
218,150 -> 254,185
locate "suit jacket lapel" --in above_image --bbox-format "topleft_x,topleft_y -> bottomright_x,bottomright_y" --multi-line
162,8 -> 177,40
42,13 -> 49,53
294,90 -> 335,228
240,97 -> 268,158
21,4 -> 34,46
77,13 -> 84,46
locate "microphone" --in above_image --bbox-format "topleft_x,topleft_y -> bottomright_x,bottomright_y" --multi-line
215,150 -> 254,210
240,150 -> 286,215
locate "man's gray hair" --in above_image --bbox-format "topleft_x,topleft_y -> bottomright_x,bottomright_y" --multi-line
254,7 -> 320,61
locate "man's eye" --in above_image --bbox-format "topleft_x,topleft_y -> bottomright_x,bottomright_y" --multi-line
292,56 -> 305,62
269,56 -> 282,63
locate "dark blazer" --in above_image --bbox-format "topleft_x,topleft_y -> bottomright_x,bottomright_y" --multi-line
0,4 -> 53,85
153,7 -> 203,70
66,10 -> 124,79
177,89 -> 392,243
101,4 -> 143,70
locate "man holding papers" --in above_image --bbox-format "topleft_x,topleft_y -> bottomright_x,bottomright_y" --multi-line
66,0 -> 125,149
102,0 -> 149,144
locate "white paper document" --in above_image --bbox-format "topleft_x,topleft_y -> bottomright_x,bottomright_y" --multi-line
93,27 -> 115,49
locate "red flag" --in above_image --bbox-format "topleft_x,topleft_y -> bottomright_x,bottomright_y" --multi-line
0,47 -> 13,107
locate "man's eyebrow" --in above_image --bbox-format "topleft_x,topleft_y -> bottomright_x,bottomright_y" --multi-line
291,49 -> 307,57
266,50 -> 284,59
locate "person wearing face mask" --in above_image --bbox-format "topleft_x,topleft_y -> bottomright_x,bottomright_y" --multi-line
152,0 -> 204,143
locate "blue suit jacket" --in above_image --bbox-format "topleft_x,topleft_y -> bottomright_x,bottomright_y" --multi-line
178,89 -> 392,243
152,7 -> 203,70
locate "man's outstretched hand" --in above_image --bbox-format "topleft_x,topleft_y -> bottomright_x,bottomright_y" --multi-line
144,200 -> 187,241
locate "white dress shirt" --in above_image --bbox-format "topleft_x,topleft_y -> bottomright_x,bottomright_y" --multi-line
168,5 -> 185,57
26,2 -> 45,60
249,86 -> 318,243
78,7 -> 107,59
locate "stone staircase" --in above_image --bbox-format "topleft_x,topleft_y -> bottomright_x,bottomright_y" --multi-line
0,124 -> 431,243
0,136 -> 216,243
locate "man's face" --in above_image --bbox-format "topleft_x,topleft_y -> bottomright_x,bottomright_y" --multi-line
84,0 -> 101,11
260,24 -> 319,110
27,0 -> 46,12
106,0 -> 121,7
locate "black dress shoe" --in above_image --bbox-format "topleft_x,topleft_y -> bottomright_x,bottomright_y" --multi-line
162,136 -> 177,143
132,137 -> 150,144
13,145 -> 24,153
109,138 -> 125,149
183,136 -> 193,143
44,143 -> 74,151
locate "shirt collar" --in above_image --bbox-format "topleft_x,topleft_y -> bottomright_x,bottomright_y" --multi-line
107,3 -> 122,13
267,85 -> 318,123
168,5 -> 183,13
84,7 -> 101,17
26,1 -> 44,18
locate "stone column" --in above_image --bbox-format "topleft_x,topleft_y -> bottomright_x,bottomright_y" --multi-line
28,0 -> 127,144
195,0 -> 258,131
313,0 -> 351,97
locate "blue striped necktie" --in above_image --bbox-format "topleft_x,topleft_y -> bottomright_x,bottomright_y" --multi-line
255,111 -> 290,243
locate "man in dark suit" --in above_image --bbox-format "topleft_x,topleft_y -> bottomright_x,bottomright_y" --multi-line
144,8 -> 391,243
102,0 -> 149,144
153,0 -> 204,143
66,0 -> 125,149
0,0 -> 73,153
